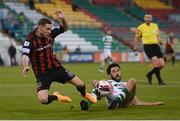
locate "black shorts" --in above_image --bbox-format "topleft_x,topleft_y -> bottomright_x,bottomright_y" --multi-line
36,66 -> 75,92
143,44 -> 163,59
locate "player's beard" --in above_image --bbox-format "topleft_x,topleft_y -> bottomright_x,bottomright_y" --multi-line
41,33 -> 49,38
145,20 -> 151,25
111,75 -> 121,82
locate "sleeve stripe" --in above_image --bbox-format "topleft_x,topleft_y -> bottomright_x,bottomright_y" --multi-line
22,48 -> 30,53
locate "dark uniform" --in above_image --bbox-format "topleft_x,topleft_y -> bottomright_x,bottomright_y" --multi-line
8,44 -> 17,66
164,35 -> 175,65
22,25 -> 75,92
136,22 -> 165,85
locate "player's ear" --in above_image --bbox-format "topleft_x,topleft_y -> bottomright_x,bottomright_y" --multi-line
108,73 -> 111,78
38,25 -> 43,30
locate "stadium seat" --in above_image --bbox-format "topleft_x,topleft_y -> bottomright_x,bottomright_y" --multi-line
35,1 -> 102,28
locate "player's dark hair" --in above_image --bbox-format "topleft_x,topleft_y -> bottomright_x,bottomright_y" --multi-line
145,12 -> 152,15
38,18 -> 52,26
106,63 -> 121,75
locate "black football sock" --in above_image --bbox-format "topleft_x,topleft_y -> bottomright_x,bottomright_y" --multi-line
42,95 -> 57,104
164,56 -> 167,63
154,67 -> 163,83
77,85 -> 86,96
148,68 -> 156,76
47,95 -> 57,104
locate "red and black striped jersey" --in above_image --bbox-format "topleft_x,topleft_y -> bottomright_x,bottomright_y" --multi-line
166,36 -> 174,50
22,25 -> 64,76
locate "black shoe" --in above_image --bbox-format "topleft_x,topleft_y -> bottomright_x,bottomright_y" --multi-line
146,73 -> 152,85
159,81 -> 166,86
108,100 -> 119,110
80,100 -> 89,110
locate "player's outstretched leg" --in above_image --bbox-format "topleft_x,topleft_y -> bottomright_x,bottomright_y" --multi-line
146,72 -> 152,85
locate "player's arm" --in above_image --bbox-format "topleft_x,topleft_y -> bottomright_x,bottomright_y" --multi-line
131,96 -> 164,106
22,55 -> 30,77
157,35 -> 163,45
51,10 -> 68,39
169,40 -> 175,48
133,29 -> 140,51
55,10 -> 68,31
157,28 -> 163,45
21,39 -> 31,77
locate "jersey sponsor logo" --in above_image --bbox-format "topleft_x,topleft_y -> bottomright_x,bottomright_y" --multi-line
22,48 -> 30,53
35,44 -> 52,52
24,41 -> 30,46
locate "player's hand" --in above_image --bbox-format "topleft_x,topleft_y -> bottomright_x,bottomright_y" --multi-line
154,102 -> 165,106
55,10 -> 65,19
23,67 -> 30,77
92,80 -> 98,87
159,40 -> 164,46
159,41 -> 163,45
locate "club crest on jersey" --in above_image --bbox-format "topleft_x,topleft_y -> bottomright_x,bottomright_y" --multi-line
24,41 -> 30,46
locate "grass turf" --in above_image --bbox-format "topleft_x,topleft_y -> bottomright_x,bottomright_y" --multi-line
0,61 -> 180,120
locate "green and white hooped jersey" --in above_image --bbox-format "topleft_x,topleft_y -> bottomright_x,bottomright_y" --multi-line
92,79 -> 127,100
102,35 -> 113,51
108,80 -> 127,96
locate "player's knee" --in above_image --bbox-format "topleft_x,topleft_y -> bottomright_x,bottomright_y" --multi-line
160,63 -> 165,68
129,79 -> 136,86
159,59 -> 165,67
127,79 -> 136,90
152,60 -> 159,66
39,97 -> 48,104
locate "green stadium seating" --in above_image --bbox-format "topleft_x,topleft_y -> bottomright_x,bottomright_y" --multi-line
73,0 -> 140,27
70,27 -> 130,52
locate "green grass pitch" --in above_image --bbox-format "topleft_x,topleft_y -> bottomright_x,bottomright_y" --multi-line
0,61 -> 180,120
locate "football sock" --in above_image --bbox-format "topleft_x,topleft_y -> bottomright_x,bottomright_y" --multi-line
100,61 -> 105,70
164,56 -> 167,62
108,58 -> 113,65
148,68 -> 156,76
154,67 -> 163,82
116,88 -> 129,102
42,95 -> 57,104
76,85 -> 86,96
108,88 -> 129,109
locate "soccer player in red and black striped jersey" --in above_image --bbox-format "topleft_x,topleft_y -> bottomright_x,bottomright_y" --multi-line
21,10 -> 97,105
164,32 -> 176,65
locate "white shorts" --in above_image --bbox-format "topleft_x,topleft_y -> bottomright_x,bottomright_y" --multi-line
102,50 -> 112,60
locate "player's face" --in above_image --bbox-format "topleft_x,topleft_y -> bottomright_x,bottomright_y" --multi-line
110,67 -> 121,82
39,24 -> 52,38
107,30 -> 112,35
144,15 -> 152,24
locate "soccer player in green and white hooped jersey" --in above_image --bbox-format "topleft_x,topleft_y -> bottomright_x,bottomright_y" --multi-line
99,30 -> 113,73
81,63 -> 164,110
